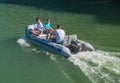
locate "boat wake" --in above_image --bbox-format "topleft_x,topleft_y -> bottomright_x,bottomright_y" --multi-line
17,35 -> 120,83
69,51 -> 120,83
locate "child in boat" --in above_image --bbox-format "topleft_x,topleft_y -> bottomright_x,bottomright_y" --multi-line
43,18 -> 53,34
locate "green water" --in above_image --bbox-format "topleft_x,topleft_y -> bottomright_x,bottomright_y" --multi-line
0,1 -> 120,83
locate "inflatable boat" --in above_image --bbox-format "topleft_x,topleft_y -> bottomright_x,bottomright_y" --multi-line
25,25 -> 94,58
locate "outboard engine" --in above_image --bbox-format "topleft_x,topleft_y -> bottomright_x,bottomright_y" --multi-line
70,40 -> 83,53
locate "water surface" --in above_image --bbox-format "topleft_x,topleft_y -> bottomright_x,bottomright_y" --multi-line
0,2 -> 120,83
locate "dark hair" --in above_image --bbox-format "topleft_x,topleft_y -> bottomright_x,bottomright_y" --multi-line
57,24 -> 61,29
46,18 -> 50,21
36,17 -> 40,21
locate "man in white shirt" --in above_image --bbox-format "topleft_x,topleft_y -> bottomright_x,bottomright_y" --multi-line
53,24 -> 65,44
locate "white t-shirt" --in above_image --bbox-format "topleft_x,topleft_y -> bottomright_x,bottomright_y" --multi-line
54,29 -> 65,43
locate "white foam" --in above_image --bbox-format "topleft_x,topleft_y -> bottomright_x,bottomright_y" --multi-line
17,38 -> 30,47
17,35 -> 30,47
68,51 -> 120,83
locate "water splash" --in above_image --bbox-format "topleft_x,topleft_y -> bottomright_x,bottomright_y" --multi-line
17,35 -> 30,47
68,51 -> 120,83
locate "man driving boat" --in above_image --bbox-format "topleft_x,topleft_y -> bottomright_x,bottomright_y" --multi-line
53,24 -> 65,44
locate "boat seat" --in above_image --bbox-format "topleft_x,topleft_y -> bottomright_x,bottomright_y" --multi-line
36,34 -> 47,39
63,34 -> 77,46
